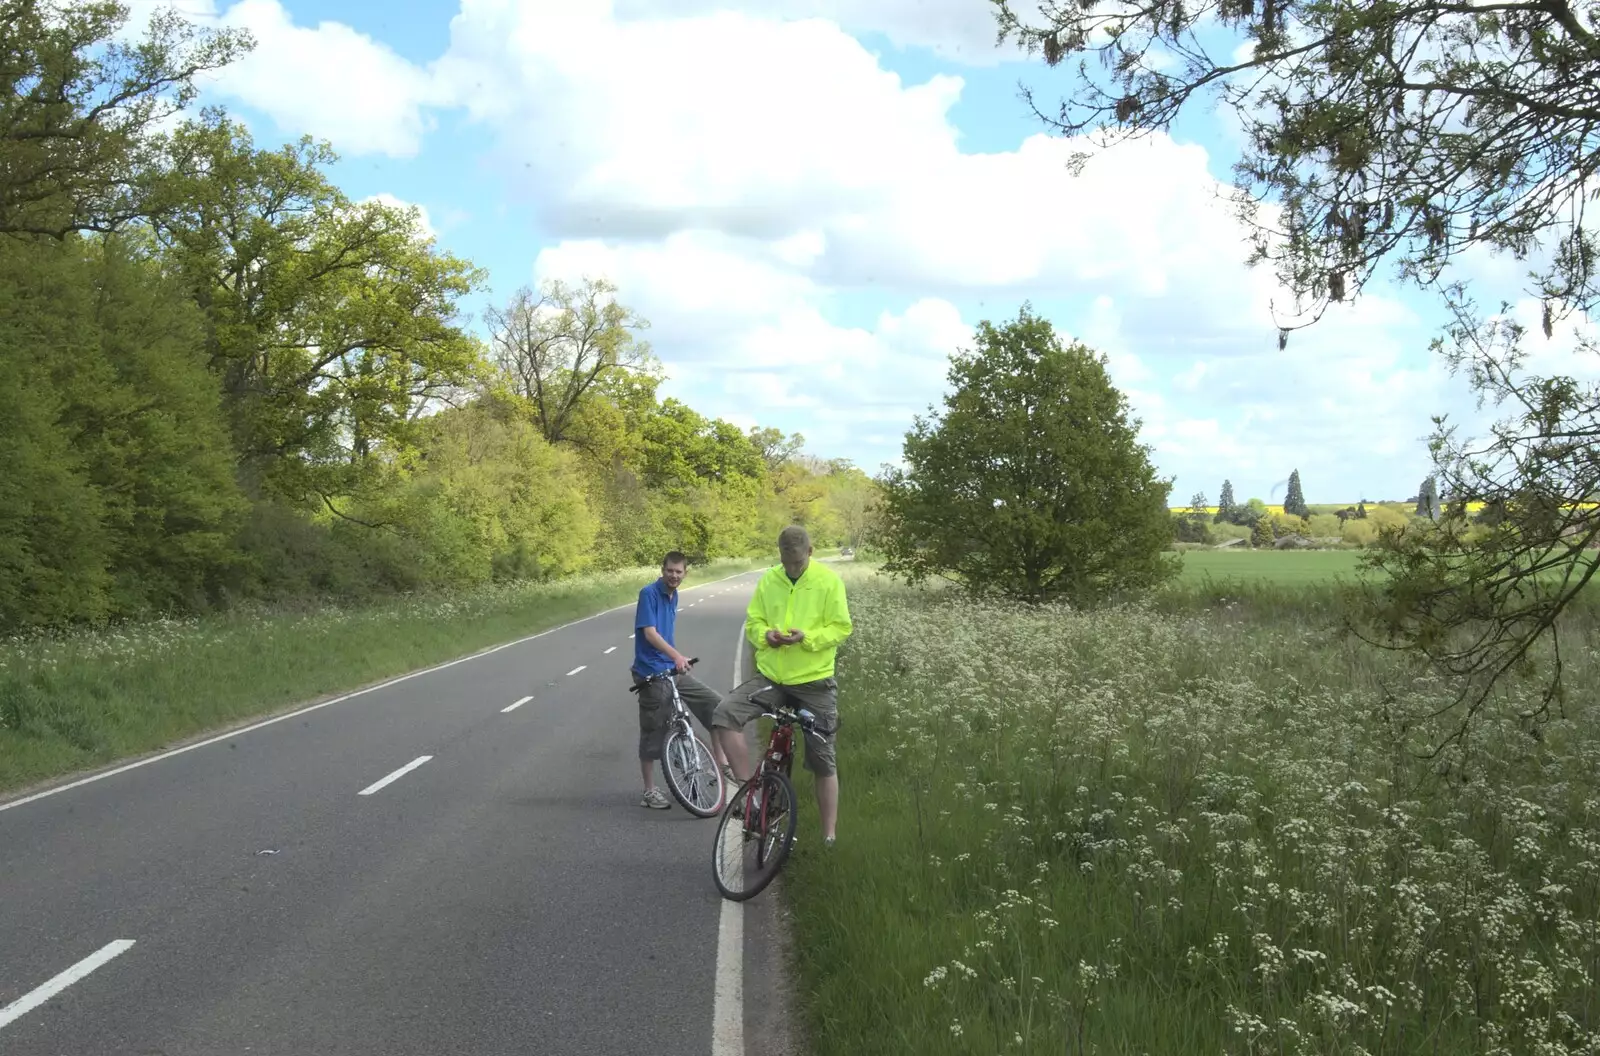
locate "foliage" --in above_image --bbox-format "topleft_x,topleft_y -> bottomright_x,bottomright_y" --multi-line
994,0 -> 1600,336
0,0 -> 250,237
1209,520 -> 1253,546
1250,515 -> 1274,548
1303,513 -> 1336,538
1214,479 -> 1236,523
995,0 -> 1600,735
149,112 -> 488,506
1172,512 -> 1212,544
1282,469 -> 1308,518
876,304 -> 1177,603
0,2 -> 866,634
826,465 -> 882,550
485,275 -> 655,447
1174,493 -> 1215,544
1270,511 -> 1309,539
0,230 -> 244,626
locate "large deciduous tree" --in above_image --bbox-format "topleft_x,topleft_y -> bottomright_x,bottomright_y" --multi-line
828,465 -> 881,550
876,305 -> 1176,603
0,1 -> 250,237
485,276 -> 655,448
0,230 -> 244,626
996,0 -> 1600,736
149,113 -> 486,505
747,426 -> 806,473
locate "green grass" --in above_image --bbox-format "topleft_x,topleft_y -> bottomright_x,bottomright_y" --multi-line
1175,547 -> 1372,585
0,558 -> 767,797
780,570 -> 1600,1055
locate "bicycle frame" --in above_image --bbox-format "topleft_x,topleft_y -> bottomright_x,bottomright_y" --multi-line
661,672 -> 693,733
748,684 -> 835,773
711,688 -> 837,901
757,708 -> 796,779
629,659 -> 697,730
730,688 -> 830,834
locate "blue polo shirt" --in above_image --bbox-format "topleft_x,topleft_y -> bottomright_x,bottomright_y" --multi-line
632,578 -> 679,677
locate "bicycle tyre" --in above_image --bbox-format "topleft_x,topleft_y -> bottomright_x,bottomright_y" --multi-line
711,770 -> 796,902
661,723 -> 724,817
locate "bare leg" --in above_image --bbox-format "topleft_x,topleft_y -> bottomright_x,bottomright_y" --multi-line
640,758 -> 655,791
815,773 -> 838,840
716,726 -> 751,782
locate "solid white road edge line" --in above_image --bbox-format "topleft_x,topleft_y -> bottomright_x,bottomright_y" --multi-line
357,756 -> 433,796
711,623 -> 746,1056
0,939 -> 136,1031
501,696 -> 533,714
0,569 -> 761,814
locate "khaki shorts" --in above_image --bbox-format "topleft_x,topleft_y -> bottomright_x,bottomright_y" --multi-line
711,675 -> 840,777
634,670 -> 722,761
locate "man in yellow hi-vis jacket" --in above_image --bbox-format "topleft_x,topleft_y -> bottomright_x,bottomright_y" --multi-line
713,524 -> 853,847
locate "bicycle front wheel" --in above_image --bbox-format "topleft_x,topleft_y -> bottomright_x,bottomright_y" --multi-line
662,723 -> 724,817
711,770 -> 796,901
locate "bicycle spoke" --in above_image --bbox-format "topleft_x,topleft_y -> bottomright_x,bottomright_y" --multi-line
712,772 -> 796,901
662,727 -> 724,817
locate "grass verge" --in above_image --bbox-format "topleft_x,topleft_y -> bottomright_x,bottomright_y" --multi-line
781,571 -> 1600,1054
0,558 -> 766,797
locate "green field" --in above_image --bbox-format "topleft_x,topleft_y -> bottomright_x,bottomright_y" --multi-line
0,558 -> 766,798
1175,548 -> 1370,585
780,566 -> 1600,1055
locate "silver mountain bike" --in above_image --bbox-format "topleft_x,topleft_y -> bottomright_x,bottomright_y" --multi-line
628,657 -> 726,817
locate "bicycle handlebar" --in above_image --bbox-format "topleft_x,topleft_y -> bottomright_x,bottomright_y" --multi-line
626,657 -> 699,692
625,666 -> 841,736
766,705 -> 840,738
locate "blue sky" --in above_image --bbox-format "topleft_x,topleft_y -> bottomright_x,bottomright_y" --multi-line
131,0 -> 1560,507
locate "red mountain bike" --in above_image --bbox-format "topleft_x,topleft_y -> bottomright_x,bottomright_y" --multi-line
711,689 -> 836,901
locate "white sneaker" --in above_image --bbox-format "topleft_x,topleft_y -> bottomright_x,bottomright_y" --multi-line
641,788 -> 671,809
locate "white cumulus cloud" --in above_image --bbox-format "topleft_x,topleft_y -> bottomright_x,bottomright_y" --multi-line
122,0 -> 1520,500
129,0 -> 446,157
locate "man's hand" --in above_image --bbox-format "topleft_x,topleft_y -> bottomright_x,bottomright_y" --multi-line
785,628 -> 805,644
673,653 -> 692,673
765,628 -> 787,648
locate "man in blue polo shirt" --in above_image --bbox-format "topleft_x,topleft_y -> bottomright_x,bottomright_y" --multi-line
633,550 -> 728,809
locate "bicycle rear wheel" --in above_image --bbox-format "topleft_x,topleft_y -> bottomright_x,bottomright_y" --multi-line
711,770 -> 796,901
662,723 -> 724,817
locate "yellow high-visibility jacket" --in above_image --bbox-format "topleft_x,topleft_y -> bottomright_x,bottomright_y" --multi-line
744,561 -> 853,685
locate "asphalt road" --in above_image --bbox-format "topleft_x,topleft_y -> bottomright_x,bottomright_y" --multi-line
0,568 -> 787,1056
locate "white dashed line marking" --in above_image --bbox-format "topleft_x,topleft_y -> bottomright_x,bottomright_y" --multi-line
567,666 -> 587,677
1,940 -> 136,1031
0,568 -> 759,816
359,756 -> 432,796
502,696 -> 532,713
604,646 -> 617,654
